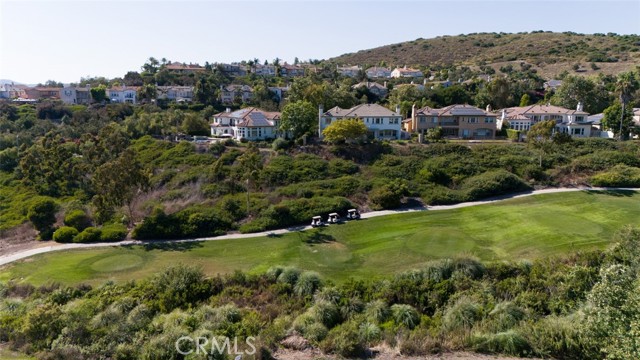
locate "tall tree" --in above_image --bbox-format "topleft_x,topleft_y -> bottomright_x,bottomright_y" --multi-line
92,149 -> 149,224
601,103 -> 634,140
527,120 -> 556,167
551,75 -> 611,114
614,72 -> 640,140
280,100 -> 317,140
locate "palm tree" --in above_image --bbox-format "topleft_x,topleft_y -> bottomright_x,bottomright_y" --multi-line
615,72 -> 639,140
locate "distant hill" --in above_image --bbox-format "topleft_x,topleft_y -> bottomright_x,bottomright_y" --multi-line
329,31 -> 640,79
0,79 -> 24,85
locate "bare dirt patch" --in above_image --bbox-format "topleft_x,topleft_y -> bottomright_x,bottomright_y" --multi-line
0,223 -> 41,257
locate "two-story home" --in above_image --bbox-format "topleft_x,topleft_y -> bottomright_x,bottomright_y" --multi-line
108,86 -> 138,104
60,86 -> 92,104
25,87 -> 61,100
280,63 -> 305,77
337,65 -> 362,78
156,86 -> 194,102
500,103 -> 591,137
210,107 -> 282,141
406,104 -> 497,139
391,66 -> 423,78
218,63 -> 248,76
219,85 -> 253,104
352,82 -> 388,99
253,64 -> 277,76
0,83 -> 27,99
319,103 -> 403,140
365,67 -> 392,79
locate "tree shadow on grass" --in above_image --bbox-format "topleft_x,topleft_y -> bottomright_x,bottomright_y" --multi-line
585,190 -> 636,197
298,227 -> 335,245
140,240 -> 205,252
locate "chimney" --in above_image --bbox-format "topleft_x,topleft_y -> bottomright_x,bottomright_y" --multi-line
411,104 -> 417,133
576,101 -> 583,112
226,107 -> 231,113
501,109 -> 507,121
486,104 -> 492,112
395,104 -> 401,115
383,81 -> 387,88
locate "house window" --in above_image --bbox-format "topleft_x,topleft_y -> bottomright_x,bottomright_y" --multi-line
432,117 -> 437,123
469,117 -> 477,123
485,117 -> 494,123
419,117 -> 426,123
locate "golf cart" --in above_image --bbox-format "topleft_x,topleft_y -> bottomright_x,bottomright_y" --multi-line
328,213 -> 340,224
347,209 -> 361,220
311,216 -> 324,227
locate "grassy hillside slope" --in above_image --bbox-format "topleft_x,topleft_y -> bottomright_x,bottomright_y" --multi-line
2,190 -> 637,285
330,31 -> 640,78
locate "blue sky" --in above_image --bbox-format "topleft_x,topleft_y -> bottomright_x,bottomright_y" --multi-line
1,0 -> 639,84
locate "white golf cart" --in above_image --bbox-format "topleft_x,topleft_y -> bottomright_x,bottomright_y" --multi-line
346,208 -> 361,220
311,216 -> 324,227
328,213 -> 340,224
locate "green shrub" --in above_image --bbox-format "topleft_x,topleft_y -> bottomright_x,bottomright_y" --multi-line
132,208 -> 231,240
73,227 -> 101,243
390,304 -> 420,329
304,322 -> 329,343
53,226 -> 79,243
590,165 -> 640,187
27,197 -> 58,239
463,170 -> 531,201
442,296 -> 482,331
369,183 -> 407,210
63,209 -> 92,231
320,320 -> 366,358
421,185 -> 467,205
271,138 -> 291,151
294,271 -> 323,297
471,331 -> 532,356
99,224 -> 128,242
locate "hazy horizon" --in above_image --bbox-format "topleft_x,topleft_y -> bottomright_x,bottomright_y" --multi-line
1,0 -> 639,84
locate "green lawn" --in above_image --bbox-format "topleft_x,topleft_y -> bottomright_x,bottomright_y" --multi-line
1,191 -> 638,286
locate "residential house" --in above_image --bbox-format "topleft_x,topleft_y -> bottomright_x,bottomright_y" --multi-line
156,86 -> 194,102
365,66 -> 392,79
391,66 -> 423,78
337,65 -> 362,78
60,86 -> 92,104
253,64 -> 277,76
319,103 -> 403,140
218,63 -> 248,76
280,63 -> 305,77
407,104 -> 497,139
165,62 -> 205,74
543,80 -> 563,91
352,81 -> 388,99
219,85 -> 253,104
0,83 -> 27,99
24,87 -> 61,100
499,103 -> 592,138
108,86 -> 138,104
210,107 -> 282,141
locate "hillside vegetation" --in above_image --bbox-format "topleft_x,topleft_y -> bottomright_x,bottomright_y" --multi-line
331,31 -> 640,78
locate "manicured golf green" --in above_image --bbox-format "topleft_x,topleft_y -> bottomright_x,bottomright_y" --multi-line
1,191 -> 638,286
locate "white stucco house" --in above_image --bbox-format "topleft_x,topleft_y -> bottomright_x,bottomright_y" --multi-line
108,87 -> 137,104
210,107 -> 283,141
319,103 -> 403,140
499,103 -> 592,138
